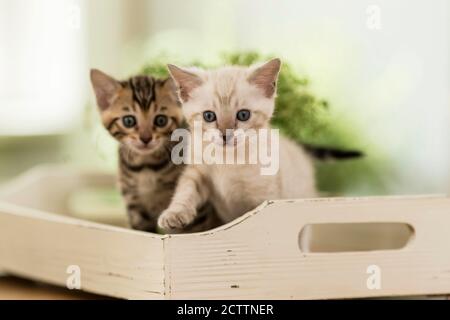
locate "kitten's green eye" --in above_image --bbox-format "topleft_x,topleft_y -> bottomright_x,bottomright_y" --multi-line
236,109 -> 251,121
203,111 -> 217,122
122,115 -> 137,128
154,115 -> 168,127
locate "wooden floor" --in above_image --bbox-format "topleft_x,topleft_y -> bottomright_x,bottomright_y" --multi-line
0,275 -> 108,300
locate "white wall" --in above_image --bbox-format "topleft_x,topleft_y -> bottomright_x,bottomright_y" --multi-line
0,0 -> 87,135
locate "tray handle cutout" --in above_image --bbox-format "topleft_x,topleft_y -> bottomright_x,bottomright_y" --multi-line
298,222 -> 414,253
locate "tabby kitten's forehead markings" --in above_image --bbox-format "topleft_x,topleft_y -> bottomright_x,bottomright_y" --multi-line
127,75 -> 156,112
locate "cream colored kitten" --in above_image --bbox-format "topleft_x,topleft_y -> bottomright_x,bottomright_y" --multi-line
157,59 -> 317,232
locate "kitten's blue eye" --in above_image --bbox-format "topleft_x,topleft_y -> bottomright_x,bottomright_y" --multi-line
122,115 -> 137,128
154,115 -> 168,127
203,111 -> 217,122
236,109 -> 251,121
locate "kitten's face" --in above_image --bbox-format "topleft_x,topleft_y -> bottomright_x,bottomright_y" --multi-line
167,59 -> 281,146
90,70 -> 183,155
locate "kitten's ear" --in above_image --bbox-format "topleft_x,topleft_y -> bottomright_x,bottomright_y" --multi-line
90,69 -> 121,110
248,58 -> 281,98
167,64 -> 202,102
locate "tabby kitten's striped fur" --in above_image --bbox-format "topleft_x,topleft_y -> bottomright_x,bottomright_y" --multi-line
90,69 -> 219,232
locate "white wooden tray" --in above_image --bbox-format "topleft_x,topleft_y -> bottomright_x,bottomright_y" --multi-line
0,165 -> 449,299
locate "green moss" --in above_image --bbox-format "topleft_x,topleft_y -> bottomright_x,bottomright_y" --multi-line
139,52 -> 390,195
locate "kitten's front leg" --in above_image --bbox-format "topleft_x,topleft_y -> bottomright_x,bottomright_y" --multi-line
158,166 -> 209,232
120,171 -> 156,232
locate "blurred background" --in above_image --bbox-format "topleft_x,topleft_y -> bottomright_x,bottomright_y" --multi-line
0,0 -> 449,196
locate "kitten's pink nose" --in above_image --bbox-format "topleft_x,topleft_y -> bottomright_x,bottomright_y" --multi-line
139,135 -> 152,145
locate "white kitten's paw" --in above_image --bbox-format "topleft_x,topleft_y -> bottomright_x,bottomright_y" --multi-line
158,206 -> 196,232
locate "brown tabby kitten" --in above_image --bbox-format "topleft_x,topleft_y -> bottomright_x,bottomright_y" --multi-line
90,69 -> 219,232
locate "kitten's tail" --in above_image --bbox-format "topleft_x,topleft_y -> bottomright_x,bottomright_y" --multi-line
302,143 -> 364,161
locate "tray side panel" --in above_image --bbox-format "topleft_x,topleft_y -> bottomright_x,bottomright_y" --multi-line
166,197 -> 450,299
0,205 -> 165,300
